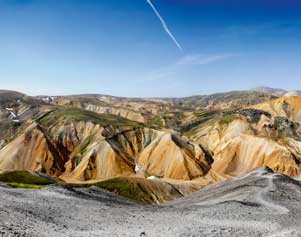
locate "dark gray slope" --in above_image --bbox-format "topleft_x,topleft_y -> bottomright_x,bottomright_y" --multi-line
1,167 -> 301,237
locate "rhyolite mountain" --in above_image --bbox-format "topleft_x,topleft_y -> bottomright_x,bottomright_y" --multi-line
0,88 -> 301,204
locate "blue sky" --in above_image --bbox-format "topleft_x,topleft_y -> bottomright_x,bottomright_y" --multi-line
0,0 -> 300,97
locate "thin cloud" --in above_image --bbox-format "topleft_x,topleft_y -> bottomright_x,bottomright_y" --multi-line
141,53 -> 236,82
146,0 -> 183,51
139,53 -> 236,83
177,53 -> 235,65
221,23 -> 281,38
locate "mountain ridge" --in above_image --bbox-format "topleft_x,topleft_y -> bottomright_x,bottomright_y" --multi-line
0,87 -> 301,205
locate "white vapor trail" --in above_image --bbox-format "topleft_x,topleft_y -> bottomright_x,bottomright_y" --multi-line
146,0 -> 183,51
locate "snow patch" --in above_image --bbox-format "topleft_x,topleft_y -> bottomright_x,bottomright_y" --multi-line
42,97 -> 54,103
135,164 -> 141,173
6,108 -> 17,118
147,176 -> 157,180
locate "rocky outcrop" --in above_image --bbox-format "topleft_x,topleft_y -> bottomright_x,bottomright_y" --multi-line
138,133 -> 210,180
0,124 -> 69,177
207,134 -> 300,181
251,96 -> 301,122
237,109 -> 272,123
61,127 -> 210,181
186,103 -> 301,181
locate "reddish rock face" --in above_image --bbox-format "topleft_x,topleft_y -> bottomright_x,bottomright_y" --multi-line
0,118 -> 211,183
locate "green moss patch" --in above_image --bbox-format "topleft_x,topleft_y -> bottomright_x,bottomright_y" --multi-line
218,114 -> 238,125
6,182 -> 45,189
0,170 -> 55,185
146,115 -> 164,128
95,178 -> 154,204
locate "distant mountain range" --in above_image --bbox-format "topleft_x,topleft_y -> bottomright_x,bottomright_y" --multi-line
252,86 -> 301,96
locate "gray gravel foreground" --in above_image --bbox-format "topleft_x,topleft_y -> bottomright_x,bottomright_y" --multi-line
1,167 -> 301,237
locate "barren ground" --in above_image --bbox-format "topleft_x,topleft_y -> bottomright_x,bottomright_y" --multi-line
1,167 -> 301,237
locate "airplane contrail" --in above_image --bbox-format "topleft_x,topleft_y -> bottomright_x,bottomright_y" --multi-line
146,0 -> 183,51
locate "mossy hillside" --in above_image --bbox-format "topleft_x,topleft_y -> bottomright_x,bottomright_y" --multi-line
0,170 -> 55,185
95,177 -> 185,204
66,177 -> 178,204
184,114 -> 239,138
193,109 -> 222,118
146,115 -> 164,128
37,107 -> 143,128
145,110 -> 186,129
218,114 -> 238,125
95,177 -> 157,204
64,177 -> 162,204
199,113 -> 238,127
177,109 -> 233,133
